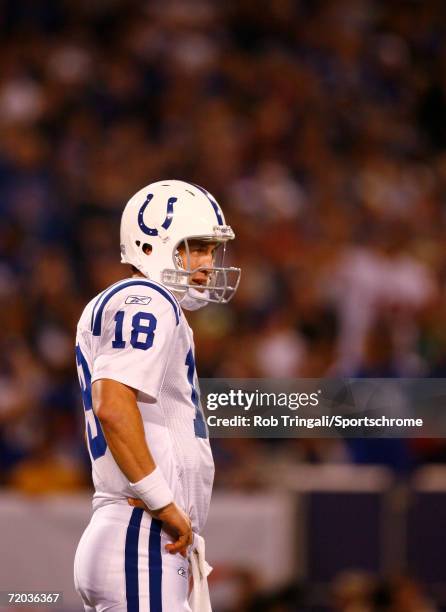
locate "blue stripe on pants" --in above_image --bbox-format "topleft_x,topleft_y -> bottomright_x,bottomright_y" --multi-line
149,519 -> 163,611
125,508 -> 144,612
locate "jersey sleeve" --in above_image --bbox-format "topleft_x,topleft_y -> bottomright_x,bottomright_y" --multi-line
90,285 -> 179,400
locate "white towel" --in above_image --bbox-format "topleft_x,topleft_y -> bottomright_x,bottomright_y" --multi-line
188,534 -> 213,612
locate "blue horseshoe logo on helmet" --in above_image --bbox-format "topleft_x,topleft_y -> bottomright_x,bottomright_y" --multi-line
138,193 -> 178,236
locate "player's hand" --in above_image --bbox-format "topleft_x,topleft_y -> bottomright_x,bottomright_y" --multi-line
127,498 -> 192,557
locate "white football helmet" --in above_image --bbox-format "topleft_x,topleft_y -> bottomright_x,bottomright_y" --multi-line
120,179 -> 241,310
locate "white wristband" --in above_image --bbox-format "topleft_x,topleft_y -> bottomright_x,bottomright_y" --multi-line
129,467 -> 174,511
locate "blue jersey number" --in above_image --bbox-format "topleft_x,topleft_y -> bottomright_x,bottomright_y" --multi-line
185,348 -> 207,438
112,311 -> 126,348
112,310 -> 157,350
75,344 -> 107,461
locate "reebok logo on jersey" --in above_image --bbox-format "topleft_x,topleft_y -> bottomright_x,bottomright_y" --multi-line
178,567 -> 188,579
125,295 -> 152,305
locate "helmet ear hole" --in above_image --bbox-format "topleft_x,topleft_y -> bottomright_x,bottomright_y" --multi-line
142,243 -> 152,255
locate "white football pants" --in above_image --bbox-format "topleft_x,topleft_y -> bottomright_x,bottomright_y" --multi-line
74,503 -> 191,611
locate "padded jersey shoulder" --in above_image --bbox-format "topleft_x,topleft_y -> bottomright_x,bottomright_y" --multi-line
89,278 -> 181,337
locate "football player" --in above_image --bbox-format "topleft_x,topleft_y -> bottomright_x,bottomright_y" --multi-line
74,180 -> 240,611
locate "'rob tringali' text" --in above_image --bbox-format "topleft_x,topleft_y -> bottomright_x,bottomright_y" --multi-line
206,415 -> 333,427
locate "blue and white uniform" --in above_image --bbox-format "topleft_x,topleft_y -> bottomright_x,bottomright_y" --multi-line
74,277 -> 214,611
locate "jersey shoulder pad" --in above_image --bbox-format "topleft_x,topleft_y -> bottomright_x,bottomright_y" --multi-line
90,278 -> 181,336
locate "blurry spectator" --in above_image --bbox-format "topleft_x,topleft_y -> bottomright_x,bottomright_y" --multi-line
331,570 -> 376,612
8,434 -> 86,495
328,235 -> 436,375
379,576 -> 438,612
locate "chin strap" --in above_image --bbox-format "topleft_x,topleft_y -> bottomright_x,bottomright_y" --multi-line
179,287 -> 210,311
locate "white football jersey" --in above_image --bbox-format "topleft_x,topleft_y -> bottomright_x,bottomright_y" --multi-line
75,277 -> 214,533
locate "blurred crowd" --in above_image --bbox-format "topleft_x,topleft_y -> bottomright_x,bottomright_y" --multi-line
2,0 -> 446,608
213,570 -> 438,612
2,0 -> 446,488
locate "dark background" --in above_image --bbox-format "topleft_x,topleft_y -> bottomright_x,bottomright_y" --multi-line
1,0 -> 446,610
